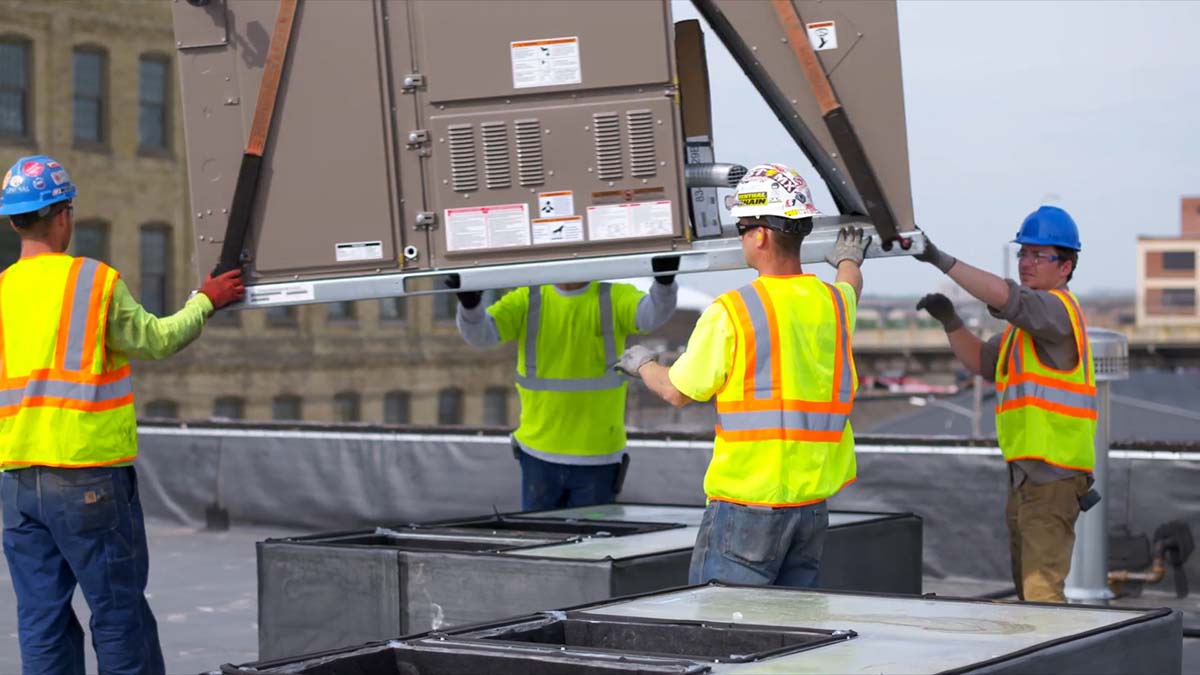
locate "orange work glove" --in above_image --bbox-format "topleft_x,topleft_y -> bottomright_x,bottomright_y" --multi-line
199,269 -> 245,310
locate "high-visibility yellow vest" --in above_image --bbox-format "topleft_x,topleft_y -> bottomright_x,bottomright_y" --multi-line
0,254 -> 136,470
995,289 -> 1096,472
508,283 -> 640,460
707,276 -> 857,506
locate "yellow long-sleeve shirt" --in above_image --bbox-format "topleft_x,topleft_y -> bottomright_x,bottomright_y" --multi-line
106,278 -> 213,360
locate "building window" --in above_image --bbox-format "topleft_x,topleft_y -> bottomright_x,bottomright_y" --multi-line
327,301 -> 356,321
0,37 -> 30,138
266,305 -> 297,326
379,297 -> 407,322
213,396 -> 244,420
483,387 -> 508,427
272,394 -> 302,421
1162,288 -> 1197,308
437,387 -> 463,426
138,54 -> 169,151
384,390 -> 410,425
139,225 -> 171,317
333,391 -> 360,423
1163,251 -> 1196,271
73,47 -> 107,145
144,399 -> 179,418
72,220 -> 109,262
433,293 -> 456,322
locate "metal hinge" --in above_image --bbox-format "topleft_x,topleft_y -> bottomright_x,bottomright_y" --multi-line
407,129 -> 429,147
401,73 -> 425,92
414,211 -> 437,230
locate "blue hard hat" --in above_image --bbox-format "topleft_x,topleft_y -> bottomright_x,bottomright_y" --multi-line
0,155 -> 78,216
1013,206 -> 1081,251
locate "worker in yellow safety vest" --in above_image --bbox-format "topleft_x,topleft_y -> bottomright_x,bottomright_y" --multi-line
616,163 -> 869,587
913,206 -> 1096,603
454,260 -> 678,510
0,155 -> 244,674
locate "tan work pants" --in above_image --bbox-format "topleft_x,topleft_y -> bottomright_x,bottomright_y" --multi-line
1005,474 -> 1088,602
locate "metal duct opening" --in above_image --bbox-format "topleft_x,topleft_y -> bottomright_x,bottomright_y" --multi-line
685,163 -> 748,188
481,122 -> 512,190
627,109 -> 657,178
447,123 -> 478,192
514,118 -> 545,187
592,112 -> 622,180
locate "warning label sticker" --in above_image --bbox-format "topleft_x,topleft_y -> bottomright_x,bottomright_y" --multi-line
444,203 -> 531,252
511,36 -> 581,89
532,216 -> 584,245
586,201 -> 673,241
335,240 -> 384,263
806,21 -> 838,51
537,190 -> 575,218
247,282 -> 315,305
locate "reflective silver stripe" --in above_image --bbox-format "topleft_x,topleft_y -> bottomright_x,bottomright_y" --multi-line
517,283 -> 622,392
718,409 -> 848,433
0,376 -> 132,407
63,258 -> 100,372
734,285 -> 772,399
827,284 -> 854,403
1000,381 -> 1096,412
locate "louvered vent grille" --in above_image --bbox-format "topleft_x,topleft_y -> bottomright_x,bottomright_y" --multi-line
593,112 -> 622,181
627,109 -> 656,178
514,119 -> 545,187
480,122 -> 512,190
448,124 -> 478,192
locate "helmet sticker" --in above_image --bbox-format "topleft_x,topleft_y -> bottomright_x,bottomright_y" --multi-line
738,191 -> 768,206
1,169 -> 10,190
7,174 -> 22,188
21,160 -> 44,178
50,170 -> 67,186
32,177 -> 45,190
45,160 -> 61,169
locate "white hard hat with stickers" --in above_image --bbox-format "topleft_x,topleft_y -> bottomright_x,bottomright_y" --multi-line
726,163 -> 821,232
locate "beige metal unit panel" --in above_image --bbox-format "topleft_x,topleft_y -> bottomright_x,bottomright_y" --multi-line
706,0 -> 915,232
172,0 -> 409,284
426,96 -> 687,267
412,1 -> 674,104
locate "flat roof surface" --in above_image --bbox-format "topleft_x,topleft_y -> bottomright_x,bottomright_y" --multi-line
583,585 -> 1171,674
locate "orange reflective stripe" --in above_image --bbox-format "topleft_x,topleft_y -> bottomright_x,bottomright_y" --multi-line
716,398 -> 853,414
1,365 -> 132,388
996,396 -> 1097,420
753,280 -> 783,397
54,258 -> 85,369
1005,455 -> 1093,473
2,454 -> 137,469
715,425 -> 845,443
826,284 -> 845,400
1003,371 -> 1096,396
725,291 -> 759,399
79,263 -> 107,373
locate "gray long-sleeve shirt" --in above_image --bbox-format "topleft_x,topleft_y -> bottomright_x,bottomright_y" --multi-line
457,280 -> 678,348
979,279 -> 1088,486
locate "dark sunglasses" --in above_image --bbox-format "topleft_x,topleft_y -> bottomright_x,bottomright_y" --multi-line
736,222 -> 764,237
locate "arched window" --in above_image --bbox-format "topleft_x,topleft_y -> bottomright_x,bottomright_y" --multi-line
73,45 -> 108,145
333,391 -> 360,423
483,387 -> 508,426
139,223 -> 172,316
384,390 -> 410,425
0,35 -> 32,139
73,219 -> 109,262
437,387 -> 463,426
213,396 -> 244,420
138,53 -> 170,151
144,399 -> 178,419
272,394 -> 302,421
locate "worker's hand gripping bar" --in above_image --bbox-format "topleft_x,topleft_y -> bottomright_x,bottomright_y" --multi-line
213,0 -> 301,276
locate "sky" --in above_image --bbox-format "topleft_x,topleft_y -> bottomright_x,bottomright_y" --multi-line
669,0 -> 1200,300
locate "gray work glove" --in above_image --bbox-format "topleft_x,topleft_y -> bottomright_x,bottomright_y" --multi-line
914,234 -> 957,274
825,227 -> 870,268
916,293 -> 964,333
613,345 -> 658,378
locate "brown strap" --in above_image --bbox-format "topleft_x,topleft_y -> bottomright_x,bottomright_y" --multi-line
246,0 -> 300,157
771,0 -> 840,115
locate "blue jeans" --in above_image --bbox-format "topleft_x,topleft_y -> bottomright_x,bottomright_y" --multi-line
688,499 -> 829,588
1,466 -> 164,675
517,451 -> 620,511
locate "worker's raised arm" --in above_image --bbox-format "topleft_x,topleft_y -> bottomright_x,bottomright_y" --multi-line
456,287 -> 530,348
106,269 -> 243,361
915,234 -> 1010,310
825,227 -> 868,300
916,293 -> 985,376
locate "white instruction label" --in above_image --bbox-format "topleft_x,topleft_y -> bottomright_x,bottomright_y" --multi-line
532,216 -> 584,245
444,203 -> 531,252
586,201 -> 673,241
511,37 -> 581,89
335,240 -> 383,262
247,282 -> 315,305
537,190 -> 575,218
806,21 -> 838,51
